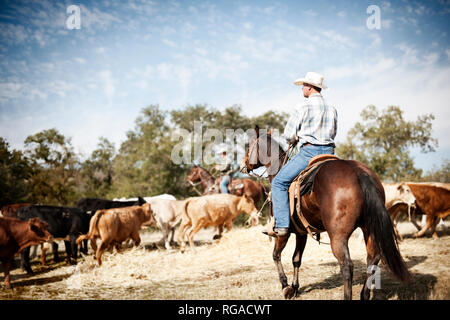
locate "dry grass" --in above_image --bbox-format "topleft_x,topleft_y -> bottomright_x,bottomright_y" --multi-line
1,221 -> 449,300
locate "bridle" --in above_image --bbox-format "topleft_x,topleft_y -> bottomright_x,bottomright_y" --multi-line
241,133 -> 293,177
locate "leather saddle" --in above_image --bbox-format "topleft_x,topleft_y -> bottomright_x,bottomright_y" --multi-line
288,154 -> 339,239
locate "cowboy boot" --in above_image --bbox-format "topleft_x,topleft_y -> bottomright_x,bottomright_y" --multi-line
262,216 -> 289,237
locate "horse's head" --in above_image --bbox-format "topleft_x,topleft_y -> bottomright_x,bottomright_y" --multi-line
240,125 -> 262,174
238,194 -> 260,227
240,125 -> 284,177
186,165 -> 201,184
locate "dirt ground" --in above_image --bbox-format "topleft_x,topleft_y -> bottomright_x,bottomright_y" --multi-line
1,221 -> 449,300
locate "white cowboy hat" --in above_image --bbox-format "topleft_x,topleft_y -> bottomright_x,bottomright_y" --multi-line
294,71 -> 328,89
215,145 -> 228,154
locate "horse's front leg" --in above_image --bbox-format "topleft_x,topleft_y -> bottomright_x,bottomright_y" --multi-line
272,233 -> 291,298
290,233 -> 307,298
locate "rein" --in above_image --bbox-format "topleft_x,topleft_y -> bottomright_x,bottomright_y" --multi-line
188,180 -> 203,196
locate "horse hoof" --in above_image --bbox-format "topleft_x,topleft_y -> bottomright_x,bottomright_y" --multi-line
283,286 -> 295,299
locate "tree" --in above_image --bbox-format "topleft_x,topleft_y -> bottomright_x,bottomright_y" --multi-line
0,137 -> 32,207
79,137 -> 116,198
421,159 -> 449,183
112,105 -> 190,198
250,110 -> 289,132
24,128 -> 79,205
170,104 -> 219,131
214,105 -> 251,130
336,105 -> 438,182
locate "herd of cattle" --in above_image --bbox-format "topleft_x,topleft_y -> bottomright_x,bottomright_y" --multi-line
0,193 -> 259,289
0,180 -> 449,289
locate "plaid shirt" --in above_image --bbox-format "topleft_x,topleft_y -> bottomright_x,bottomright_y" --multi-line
283,93 -> 337,151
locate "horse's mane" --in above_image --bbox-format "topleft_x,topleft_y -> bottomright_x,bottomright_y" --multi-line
258,133 -> 287,153
195,165 -> 215,179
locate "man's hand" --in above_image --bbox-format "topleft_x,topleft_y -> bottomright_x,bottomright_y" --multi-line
287,136 -> 299,146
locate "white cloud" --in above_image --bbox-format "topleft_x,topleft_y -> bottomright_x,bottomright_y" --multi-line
46,80 -> 74,98
319,29 -> 356,48
98,70 -> 115,101
157,63 -> 173,79
78,4 -> 122,31
30,88 -> 48,99
243,22 -> 253,30
162,38 -> 177,48
0,82 -> 24,101
75,57 -> 86,64
381,19 -> 392,29
304,9 -> 317,17
95,47 -> 106,54
369,33 -> 382,47
396,43 -> 420,64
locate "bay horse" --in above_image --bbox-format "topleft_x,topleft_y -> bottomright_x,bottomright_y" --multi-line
186,165 -> 265,208
240,127 -> 411,300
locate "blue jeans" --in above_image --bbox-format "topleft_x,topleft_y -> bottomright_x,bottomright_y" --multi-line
271,145 -> 334,228
220,174 -> 231,193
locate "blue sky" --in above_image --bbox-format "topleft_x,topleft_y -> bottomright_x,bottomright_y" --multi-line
0,0 -> 449,172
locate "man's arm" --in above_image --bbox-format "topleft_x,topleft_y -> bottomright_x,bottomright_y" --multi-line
283,108 -> 304,143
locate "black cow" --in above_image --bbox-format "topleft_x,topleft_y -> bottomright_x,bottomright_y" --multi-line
75,196 -> 146,214
17,205 -> 91,273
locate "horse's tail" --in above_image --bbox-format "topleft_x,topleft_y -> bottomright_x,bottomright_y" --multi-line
76,210 -> 104,245
358,172 -> 412,284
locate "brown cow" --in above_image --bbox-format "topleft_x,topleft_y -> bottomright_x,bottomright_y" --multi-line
0,203 -> 32,218
0,217 -> 51,288
76,203 -> 155,266
177,194 -> 260,253
406,182 -> 450,238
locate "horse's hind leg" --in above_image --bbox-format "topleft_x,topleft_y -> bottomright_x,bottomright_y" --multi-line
360,229 -> 381,300
329,235 -> 354,300
289,234 -> 307,298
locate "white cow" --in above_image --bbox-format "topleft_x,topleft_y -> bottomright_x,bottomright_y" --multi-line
383,182 -> 417,210
113,194 -> 184,249
383,182 -> 418,240
145,198 -> 189,250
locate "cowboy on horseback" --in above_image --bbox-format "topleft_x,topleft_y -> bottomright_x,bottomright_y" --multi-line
265,72 -> 338,237
214,147 -> 234,194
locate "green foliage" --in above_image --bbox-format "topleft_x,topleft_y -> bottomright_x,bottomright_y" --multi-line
0,104 -> 289,206
24,128 -> 79,205
0,138 -> 32,207
78,137 -> 116,198
111,105 -> 190,198
336,105 -> 438,182
421,159 -> 450,183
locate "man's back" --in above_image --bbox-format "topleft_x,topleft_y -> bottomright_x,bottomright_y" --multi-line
284,93 -> 337,149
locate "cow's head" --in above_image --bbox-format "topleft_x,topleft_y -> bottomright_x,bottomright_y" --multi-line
238,194 -> 260,227
28,217 -> 52,243
396,183 -> 416,207
141,203 -> 157,226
